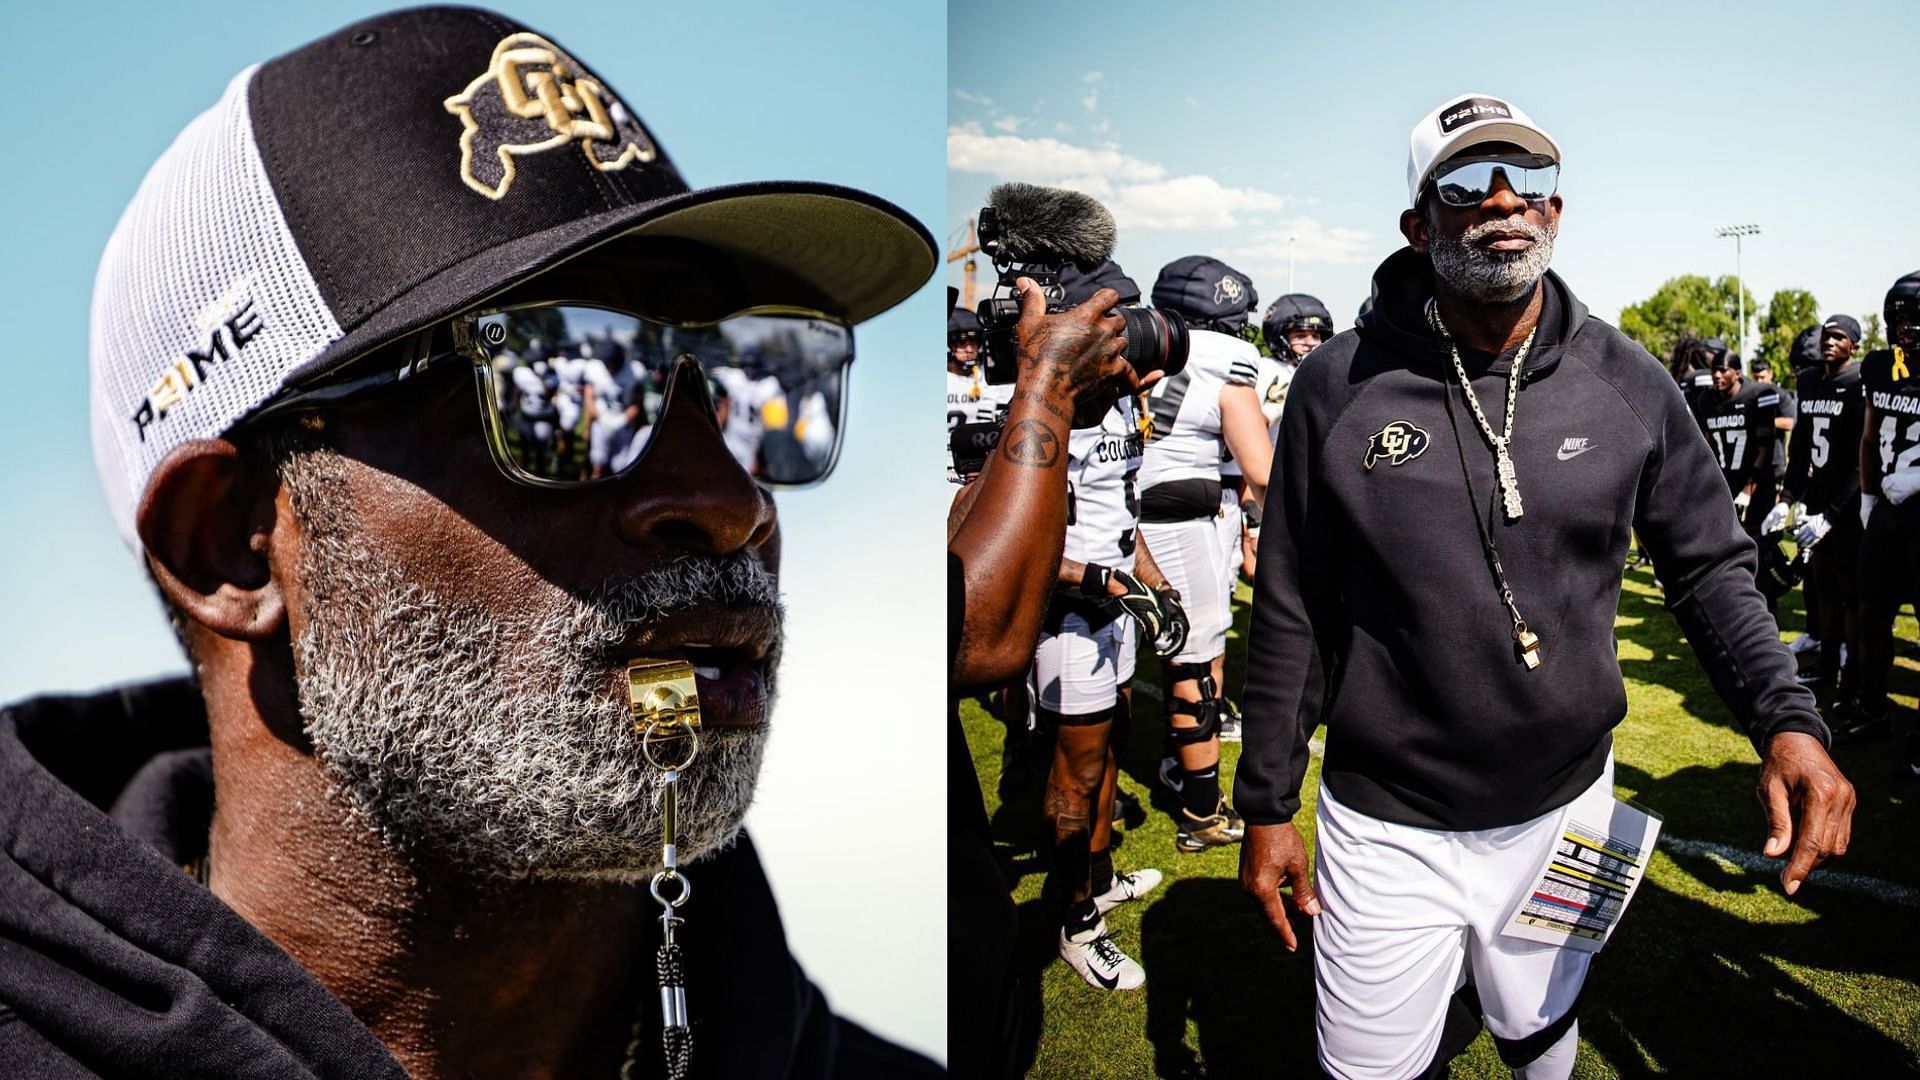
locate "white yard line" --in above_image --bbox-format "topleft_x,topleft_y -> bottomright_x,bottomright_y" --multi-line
1659,835 -> 1920,909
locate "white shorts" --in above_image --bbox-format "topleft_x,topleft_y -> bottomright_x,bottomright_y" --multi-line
1030,609 -> 1137,719
1139,518 -> 1229,665
1215,487 -> 1245,584
1312,761 -> 1612,1079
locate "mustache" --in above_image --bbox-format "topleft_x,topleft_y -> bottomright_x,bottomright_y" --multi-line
1459,216 -> 1552,246
570,554 -> 786,660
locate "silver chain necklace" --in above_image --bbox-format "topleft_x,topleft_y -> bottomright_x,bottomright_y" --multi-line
1426,297 -> 1534,521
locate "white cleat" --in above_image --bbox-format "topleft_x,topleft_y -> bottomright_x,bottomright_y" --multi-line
1093,867 -> 1165,915
1786,634 -> 1822,656
1059,919 -> 1145,991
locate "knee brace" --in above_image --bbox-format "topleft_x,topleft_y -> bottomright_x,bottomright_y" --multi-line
1167,695 -> 1220,745
1166,661 -> 1217,702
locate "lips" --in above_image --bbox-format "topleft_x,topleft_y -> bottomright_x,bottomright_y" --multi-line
611,605 -> 783,729
1476,229 -> 1534,253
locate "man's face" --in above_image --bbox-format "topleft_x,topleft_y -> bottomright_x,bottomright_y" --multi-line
1894,317 -> 1920,356
279,244 -> 785,882
1402,143 -> 1563,305
949,335 -> 980,369
1753,365 -> 1774,384
1713,363 -> 1741,395
1821,327 -> 1856,364
1285,327 -> 1325,358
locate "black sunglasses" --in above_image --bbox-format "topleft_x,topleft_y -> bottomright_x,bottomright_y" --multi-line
249,302 -> 855,489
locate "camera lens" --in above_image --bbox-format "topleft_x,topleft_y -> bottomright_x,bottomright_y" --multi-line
1116,307 -> 1189,381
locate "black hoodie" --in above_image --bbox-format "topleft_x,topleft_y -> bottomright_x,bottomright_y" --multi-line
0,678 -> 939,1079
1236,249 -> 1828,831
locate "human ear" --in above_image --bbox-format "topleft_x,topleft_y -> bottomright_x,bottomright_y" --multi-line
1400,207 -> 1429,254
136,438 -> 286,641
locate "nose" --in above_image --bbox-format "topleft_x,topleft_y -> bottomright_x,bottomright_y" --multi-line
613,357 -> 777,557
1481,168 -> 1528,217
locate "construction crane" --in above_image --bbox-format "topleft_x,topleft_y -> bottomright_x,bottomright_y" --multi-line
947,216 -> 981,312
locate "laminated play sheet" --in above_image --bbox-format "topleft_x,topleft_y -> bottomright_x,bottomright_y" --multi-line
1502,782 -> 1662,953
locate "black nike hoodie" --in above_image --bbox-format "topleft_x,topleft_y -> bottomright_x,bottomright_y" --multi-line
1236,248 -> 1827,830
0,678 -> 938,1078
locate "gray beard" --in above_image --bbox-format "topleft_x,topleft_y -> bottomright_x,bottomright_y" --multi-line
1428,215 -> 1557,304
282,448 -> 781,882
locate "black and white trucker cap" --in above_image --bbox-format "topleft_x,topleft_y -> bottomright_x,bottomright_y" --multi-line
90,6 -> 937,548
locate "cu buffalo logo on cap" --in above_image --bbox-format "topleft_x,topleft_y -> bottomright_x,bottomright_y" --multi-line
1214,274 -> 1245,308
444,32 -> 658,200
1438,96 -> 1513,135
1363,420 -> 1430,470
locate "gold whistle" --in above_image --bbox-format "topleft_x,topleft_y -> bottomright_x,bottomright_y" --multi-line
629,658 -> 702,771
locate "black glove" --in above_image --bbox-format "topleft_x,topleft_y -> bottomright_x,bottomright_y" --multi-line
1241,498 -> 1262,536
1152,586 -> 1189,658
1081,564 -> 1166,642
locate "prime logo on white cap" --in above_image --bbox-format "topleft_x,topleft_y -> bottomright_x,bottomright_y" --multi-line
1406,93 -> 1561,207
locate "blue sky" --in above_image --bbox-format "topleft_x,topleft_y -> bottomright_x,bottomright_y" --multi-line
950,0 -> 1919,349
0,0 -> 943,1060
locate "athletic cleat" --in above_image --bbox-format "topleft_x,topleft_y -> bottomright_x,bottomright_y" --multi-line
1794,669 -> 1830,687
1093,867 -> 1164,914
1158,755 -> 1183,792
1059,919 -> 1145,990
1786,634 -> 1822,656
1176,797 -> 1246,852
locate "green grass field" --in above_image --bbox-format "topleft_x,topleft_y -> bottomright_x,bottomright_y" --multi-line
961,565 -> 1920,1078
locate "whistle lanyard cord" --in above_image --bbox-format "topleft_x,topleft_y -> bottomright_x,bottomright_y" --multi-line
1443,379 -> 1529,637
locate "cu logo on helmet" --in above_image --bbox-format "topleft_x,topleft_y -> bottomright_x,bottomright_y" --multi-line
1214,275 -> 1244,307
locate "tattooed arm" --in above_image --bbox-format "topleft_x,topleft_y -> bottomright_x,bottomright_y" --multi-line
950,277 -> 1136,690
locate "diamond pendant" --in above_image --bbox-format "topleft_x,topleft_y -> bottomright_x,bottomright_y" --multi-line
1496,445 -> 1524,520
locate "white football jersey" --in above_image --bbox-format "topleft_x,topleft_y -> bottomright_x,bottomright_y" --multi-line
946,364 -> 1012,484
712,365 -> 782,466
1221,352 -> 1293,480
1063,397 -> 1145,568
1140,328 -> 1259,490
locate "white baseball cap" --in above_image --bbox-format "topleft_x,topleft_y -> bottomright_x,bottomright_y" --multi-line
1405,94 -> 1561,207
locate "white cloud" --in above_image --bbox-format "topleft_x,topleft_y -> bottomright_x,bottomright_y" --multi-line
1081,88 -> 1100,112
1082,71 -> 1103,84
1054,121 -> 1073,133
1091,118 -> 1113,135
1106,175 -> 1287,231
947,125 -> 1298,233
947,123 -> 1165,185
953,88 -> 993,108
991,115 -> 1021,133
1227,218 -> 1377,266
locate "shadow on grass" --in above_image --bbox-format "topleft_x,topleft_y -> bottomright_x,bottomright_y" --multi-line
1137,877 -> 1316,1078
1574,757 -> 1920,1075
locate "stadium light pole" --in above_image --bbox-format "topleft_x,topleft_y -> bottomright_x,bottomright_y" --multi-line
1715,224 -> 1760,370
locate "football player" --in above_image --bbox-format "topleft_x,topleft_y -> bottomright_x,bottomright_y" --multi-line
1140,255 -> 1273,851
1853,273 -> 1920,764
1767,317 -> 1864,705
1699,344 -> 1784,542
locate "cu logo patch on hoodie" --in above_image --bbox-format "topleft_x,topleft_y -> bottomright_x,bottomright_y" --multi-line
1364,420 -> 1430,469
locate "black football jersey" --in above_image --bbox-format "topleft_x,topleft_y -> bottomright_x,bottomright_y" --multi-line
1699,379 -> 1781,488
1864,347 -> 1920,530
1782,362 -> 1864,517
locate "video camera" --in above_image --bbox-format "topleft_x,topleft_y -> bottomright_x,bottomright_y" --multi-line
972,183 -> 1189,386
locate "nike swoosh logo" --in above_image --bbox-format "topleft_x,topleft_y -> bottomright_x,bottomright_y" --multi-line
1088,963 -> 1121,990
1557,445 -> 1596,460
